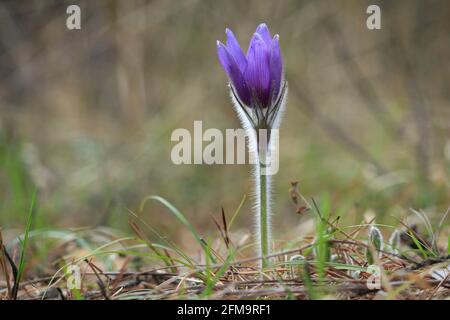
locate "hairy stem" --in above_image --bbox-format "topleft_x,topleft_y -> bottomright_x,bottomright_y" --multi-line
259,168 -> 269,267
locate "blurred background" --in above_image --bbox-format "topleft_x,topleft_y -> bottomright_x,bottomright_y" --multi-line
0,0 -> 449,245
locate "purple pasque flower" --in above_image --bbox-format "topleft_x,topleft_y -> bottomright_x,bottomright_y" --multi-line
217,23 -> 285,125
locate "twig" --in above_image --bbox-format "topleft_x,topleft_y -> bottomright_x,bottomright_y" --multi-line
408,255 -> 450,271
85,259 -> 110,300
427,271 -> 450,300
221,207 -> 231,248
2,244 -> 18,299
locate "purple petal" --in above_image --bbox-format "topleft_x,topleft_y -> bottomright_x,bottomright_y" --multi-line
217,41 -> 251,105
244,34 -> 271,107
225,28 -> 247,73
269,35 -> 283,102
255,23 -> 272,47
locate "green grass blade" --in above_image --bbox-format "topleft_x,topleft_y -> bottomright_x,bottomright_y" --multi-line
409,231 -> 433,258
12,191 -> 36,299
128,209 -> 195,266
228,194 -> 246,229
447,235 -> 450,255
201,248 -> 236,297
140,195 -> 215,262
